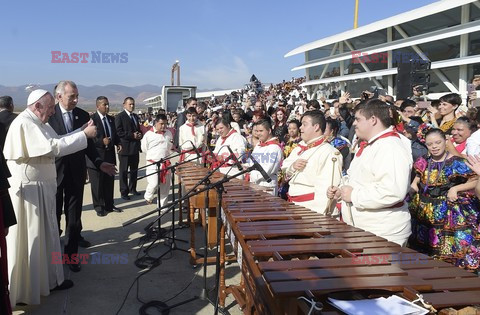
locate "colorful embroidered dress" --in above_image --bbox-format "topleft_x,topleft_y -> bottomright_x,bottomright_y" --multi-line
409,155 -> 480,271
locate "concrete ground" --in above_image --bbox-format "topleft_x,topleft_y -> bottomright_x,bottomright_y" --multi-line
13,153 -> 243,315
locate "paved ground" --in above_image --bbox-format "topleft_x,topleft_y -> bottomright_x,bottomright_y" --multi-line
13,153 -> 243,315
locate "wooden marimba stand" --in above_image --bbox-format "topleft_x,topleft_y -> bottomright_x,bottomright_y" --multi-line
178,163 -> 480,314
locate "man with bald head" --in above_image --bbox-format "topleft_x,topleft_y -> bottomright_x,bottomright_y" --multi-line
4,90 -> 97,305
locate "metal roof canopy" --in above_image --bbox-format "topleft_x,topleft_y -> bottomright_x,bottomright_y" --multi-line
285,0 -> 477,58
300,54 -> 480,87
291,19 -> 480,71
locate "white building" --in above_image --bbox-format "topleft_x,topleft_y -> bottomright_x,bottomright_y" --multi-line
285,0 -> 480,100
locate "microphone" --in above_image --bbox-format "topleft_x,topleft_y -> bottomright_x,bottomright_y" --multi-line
227,146 -> 243,171
186,140 -> 202,160
250,154 -> 272,183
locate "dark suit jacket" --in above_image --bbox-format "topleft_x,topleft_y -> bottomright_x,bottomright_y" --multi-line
86,112 -> 119,168
48,104 -> 103,185
115,110 -> 141,156
0,111 -> 17,150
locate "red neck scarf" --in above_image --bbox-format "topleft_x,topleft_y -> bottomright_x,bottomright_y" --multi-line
297,137 -> 326,155
220,129 -> 236,145
258,137 -> 281,148
450,137 -> 466,154
186,123 -> 196,136
356,131 -> 400,157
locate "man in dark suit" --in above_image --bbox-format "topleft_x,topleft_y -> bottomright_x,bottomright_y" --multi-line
115,97 -> 142,200
0,96 -> 17,150
48,81 -> 116,272
87,96 -> 122,216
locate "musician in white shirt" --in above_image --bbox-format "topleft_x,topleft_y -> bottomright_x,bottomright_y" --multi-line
282,110 -> 342,215
141,114 -> 173,206
247,119 -> 283,195
328,99 -> 412,246
178,107 -> 205,163
213,118 -> 247,177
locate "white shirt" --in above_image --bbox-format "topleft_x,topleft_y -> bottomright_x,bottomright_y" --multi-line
342,128 -> 412,245
466,129 -> 480,156
141,129 -> 173,161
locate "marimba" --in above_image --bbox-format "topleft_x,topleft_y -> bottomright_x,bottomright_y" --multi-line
178,163 -> 480,314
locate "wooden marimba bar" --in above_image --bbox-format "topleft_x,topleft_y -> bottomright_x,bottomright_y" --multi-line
178,163 -> 480,314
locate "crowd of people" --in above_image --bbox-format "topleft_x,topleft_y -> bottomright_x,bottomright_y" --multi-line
1,74 -> 480,312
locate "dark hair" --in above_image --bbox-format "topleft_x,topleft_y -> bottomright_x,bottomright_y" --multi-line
425,128 -> 446,140
274,108 -> 287,127
253,109 -> 266,120
430,99 -> 440,108
439,93 -> 462,106
185,107 -> 198,115
155,114 -> 168,122
215,118 -> 231,128
325,117 -> 340,136
123,96 -> 135,104
400,100 -> 416,112
288,119 -> 301,130
455,116 -> 477,133
253,119 -> 272,131
354,99 -> 392,128
96,96 -> 108,104
301,110 -> 326,132
197,101 -> 207,111
0,96 -> 13,110
307,99 -> 320,110
185,97 -> 197,107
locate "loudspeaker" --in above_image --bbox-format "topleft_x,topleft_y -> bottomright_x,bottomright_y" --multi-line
396,59 -> 431,100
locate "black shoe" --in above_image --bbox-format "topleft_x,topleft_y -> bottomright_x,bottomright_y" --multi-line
69,263 -> 81,272
121,195 -> 131,200
96,210 -> 107,217
111,205 -> 123,213
51,279 -> 74,291
78,238 -> 91,248
131,191 -> 141,196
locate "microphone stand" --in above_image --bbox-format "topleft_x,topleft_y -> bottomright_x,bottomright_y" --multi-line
133,159 -> 234,315
140,163 -> 256,315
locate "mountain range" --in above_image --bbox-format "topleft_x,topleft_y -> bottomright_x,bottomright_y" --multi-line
0,84 -> 165,112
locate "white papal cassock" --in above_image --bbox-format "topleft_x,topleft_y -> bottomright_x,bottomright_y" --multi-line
4,109 -> 88,305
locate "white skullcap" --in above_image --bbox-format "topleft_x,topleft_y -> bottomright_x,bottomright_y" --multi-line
27,89 -> 49,105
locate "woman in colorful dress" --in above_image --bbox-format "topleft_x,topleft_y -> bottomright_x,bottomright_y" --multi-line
409,128 -> 480,271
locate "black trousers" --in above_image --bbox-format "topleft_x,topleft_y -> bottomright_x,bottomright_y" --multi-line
56,169 -> 86,257
118,154 -> 139,196
88,167 -> 115,212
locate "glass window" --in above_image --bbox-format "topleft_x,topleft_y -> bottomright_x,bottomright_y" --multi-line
306,44 -> 336,62
347,30 -> 387,50
417,35 -> 460,62
469,31 -> 480,56
470,2 -> 480,21
397,7 -> 461,37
